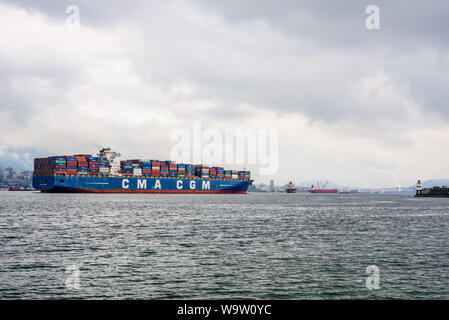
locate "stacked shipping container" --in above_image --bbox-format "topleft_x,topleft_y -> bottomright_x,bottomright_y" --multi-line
87,157 -> 99,176
66,157 -> 77,175
98,157 -> 110,176
121,160 -> 133,176
76,155 -> 89,175
186,164 -> 194,178
169,162 -> 177,177
34,153 -> 250,180
151,161 -> 160,177
177,164 -> 186,178
141,161 -> 152,177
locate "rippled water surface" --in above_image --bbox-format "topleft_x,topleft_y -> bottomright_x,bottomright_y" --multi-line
1,191 -> 448,299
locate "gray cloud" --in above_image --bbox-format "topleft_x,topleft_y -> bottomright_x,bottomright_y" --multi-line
0,0 -> 448,186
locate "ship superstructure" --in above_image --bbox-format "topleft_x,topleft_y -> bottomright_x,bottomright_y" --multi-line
286,181 -> 297,193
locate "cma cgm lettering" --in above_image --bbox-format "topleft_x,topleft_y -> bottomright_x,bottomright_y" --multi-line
33,148 -> 252,194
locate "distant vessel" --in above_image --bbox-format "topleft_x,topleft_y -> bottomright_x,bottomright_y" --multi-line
309,181 -> 338,194
339,189 -> 359,194
8,187 -> 33,191
286,181 -> 297,193
415,179 -> 449,197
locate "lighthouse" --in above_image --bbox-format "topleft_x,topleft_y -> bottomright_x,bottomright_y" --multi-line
416,179 -> 422,196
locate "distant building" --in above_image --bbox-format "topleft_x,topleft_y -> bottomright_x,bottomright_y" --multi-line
0,167 -> 33,188
2,168 -> 13,179
269,180 -> 275,192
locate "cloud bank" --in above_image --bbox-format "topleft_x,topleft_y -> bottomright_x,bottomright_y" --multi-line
1,0 -> 448,187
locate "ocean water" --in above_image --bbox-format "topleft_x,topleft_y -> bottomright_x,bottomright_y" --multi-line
0,191 -> 448,299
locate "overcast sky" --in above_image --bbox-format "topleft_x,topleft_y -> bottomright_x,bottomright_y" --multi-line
1,0 -> 448,187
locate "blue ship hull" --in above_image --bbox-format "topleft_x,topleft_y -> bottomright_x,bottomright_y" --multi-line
33,175 -> 252,193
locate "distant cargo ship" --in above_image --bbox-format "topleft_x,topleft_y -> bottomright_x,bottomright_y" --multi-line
415,179 -> 449,198
309,181 -> 338,194
285,181 -> 297,193
33,148 -> 252,194
339,189 -> 359,194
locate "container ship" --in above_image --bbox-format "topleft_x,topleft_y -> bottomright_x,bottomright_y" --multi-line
415,179 -> 449,197
285,181 -> 297,193
32,148 -> 252,194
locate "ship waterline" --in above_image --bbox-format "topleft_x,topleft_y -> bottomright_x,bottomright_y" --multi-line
33,175 -> 252,193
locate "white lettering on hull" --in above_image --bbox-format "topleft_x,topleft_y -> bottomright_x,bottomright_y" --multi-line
122,179 -> 129,189
137,179 -> 147,189
118,178 -> 229,191
202,180 -> 210,190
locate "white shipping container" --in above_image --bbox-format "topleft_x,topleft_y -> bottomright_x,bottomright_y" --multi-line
99,168 -> 110,173
232,175 -> 238,179
133,169 -> 142,175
